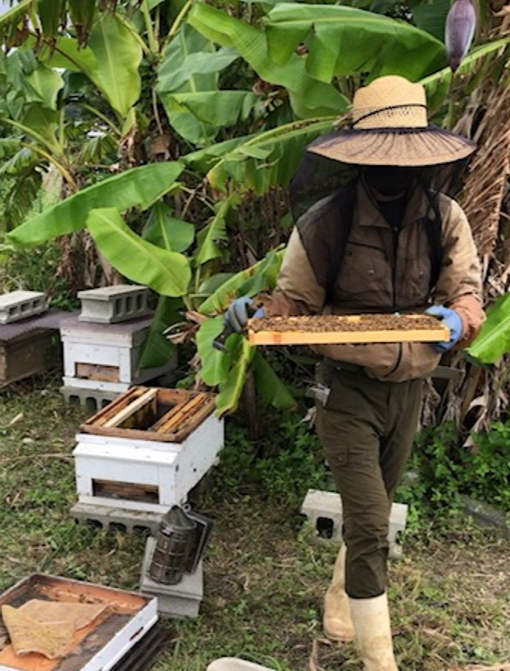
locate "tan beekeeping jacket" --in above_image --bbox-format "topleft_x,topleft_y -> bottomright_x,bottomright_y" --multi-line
266,182 -> 485,382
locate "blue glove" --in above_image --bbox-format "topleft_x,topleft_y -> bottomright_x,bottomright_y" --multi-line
225,297 -> 266,333
425,304 -> 463,353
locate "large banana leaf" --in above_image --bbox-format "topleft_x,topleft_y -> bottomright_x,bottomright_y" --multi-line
182,134 -> 258,172
3,51 -> 64,110
157,39 -> 239,91
170,91 -> 259,128
206,118 -> 335,194
7,161 -> 183,246
199,247 -> 285,315
467,293 -> 510,365
137,296 -> 182,370
157,25 -> 257,145
196,315 -> 232,386
41,37 -> 98,73
142,202 -> 195,253
262,4 -> 446,82
252,351 -> 296,410
196,316 -> 295,413
188,3 -> 346,118
3,104 -> 60,155
86,208 -> 191,297
195,193 -> 240,266
35,20 -> 142,115
410,0 -> 450,41
86,14 -> 142,116
216,336 -> 256,416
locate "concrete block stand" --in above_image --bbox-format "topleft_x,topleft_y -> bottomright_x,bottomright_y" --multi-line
70,501 -> 161,534
60,384 -> 120,415
301,489 -> 408,559
0,290 -> 46,324
78,285 -> 151,324
140,536 -> 203,618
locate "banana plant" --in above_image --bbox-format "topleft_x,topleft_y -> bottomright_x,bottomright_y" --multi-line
195,246 -> 295,415
156,24 -> 259,146
7,161 -> 184,245
467,294 -> 510,365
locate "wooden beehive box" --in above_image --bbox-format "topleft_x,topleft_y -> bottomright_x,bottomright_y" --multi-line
248,313 -> 450,346
0,311 -> 66,387
73,387 -> 224,514
0,574 -> 157,671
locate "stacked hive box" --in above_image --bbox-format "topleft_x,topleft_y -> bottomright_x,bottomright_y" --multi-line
0,291 -> 65,387
71,386 -> 224,532
60,285 -> 175,411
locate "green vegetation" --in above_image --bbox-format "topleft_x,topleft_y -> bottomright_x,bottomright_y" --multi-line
1,0 -> 510,418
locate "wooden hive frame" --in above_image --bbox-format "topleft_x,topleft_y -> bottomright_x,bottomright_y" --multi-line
81,386 -> 216,443
248,314 -> 450,346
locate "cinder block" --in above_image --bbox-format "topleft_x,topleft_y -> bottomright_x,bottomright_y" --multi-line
0,290 -> 46,324
60,384 -> 120,414
140,537 -> 203,618
301,489 -> 407,559
78,285 -> 151,324
70,501 -> 161,534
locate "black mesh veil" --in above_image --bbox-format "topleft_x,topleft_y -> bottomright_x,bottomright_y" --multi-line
288,146 -> 474,302
289,148 -> 472,224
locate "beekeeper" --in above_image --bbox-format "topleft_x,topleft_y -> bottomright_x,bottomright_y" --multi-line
224,75 -> 485,671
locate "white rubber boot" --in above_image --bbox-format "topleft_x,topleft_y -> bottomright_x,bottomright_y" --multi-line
323,545 -> 355,642
207,659 -> 274,671
349,593 -> 398,671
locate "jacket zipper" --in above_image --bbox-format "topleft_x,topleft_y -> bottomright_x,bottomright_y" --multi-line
385,224 -> 403,377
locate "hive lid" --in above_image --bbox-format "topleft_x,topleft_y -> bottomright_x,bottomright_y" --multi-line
0,310 -> 75,342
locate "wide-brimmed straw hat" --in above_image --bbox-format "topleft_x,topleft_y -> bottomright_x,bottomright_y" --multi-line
308,75 -> 476,167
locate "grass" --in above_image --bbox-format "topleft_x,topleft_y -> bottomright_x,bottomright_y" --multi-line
1,375 -> 509,671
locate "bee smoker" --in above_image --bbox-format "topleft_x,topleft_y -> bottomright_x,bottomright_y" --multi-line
148,506 -> 197,585
148,505 -> 214,585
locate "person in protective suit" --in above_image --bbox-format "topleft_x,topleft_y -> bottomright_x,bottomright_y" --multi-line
224,75 -> 485,671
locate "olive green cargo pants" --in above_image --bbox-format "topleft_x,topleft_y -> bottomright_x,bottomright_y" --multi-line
315,359 -> 422,599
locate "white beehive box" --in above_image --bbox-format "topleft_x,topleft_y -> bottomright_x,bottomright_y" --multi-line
60,315 -> 175,394
73,387 -> 224,514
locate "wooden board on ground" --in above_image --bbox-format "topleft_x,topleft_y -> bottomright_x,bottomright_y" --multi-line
248,314 -> 450,346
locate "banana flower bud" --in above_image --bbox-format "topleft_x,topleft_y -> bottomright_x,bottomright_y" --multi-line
445,0 -> 476,72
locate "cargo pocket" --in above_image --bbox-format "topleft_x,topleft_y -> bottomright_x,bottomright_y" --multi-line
314,364 -> 349,468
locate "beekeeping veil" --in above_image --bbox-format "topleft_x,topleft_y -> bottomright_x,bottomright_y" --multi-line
289,75 -> 477,297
